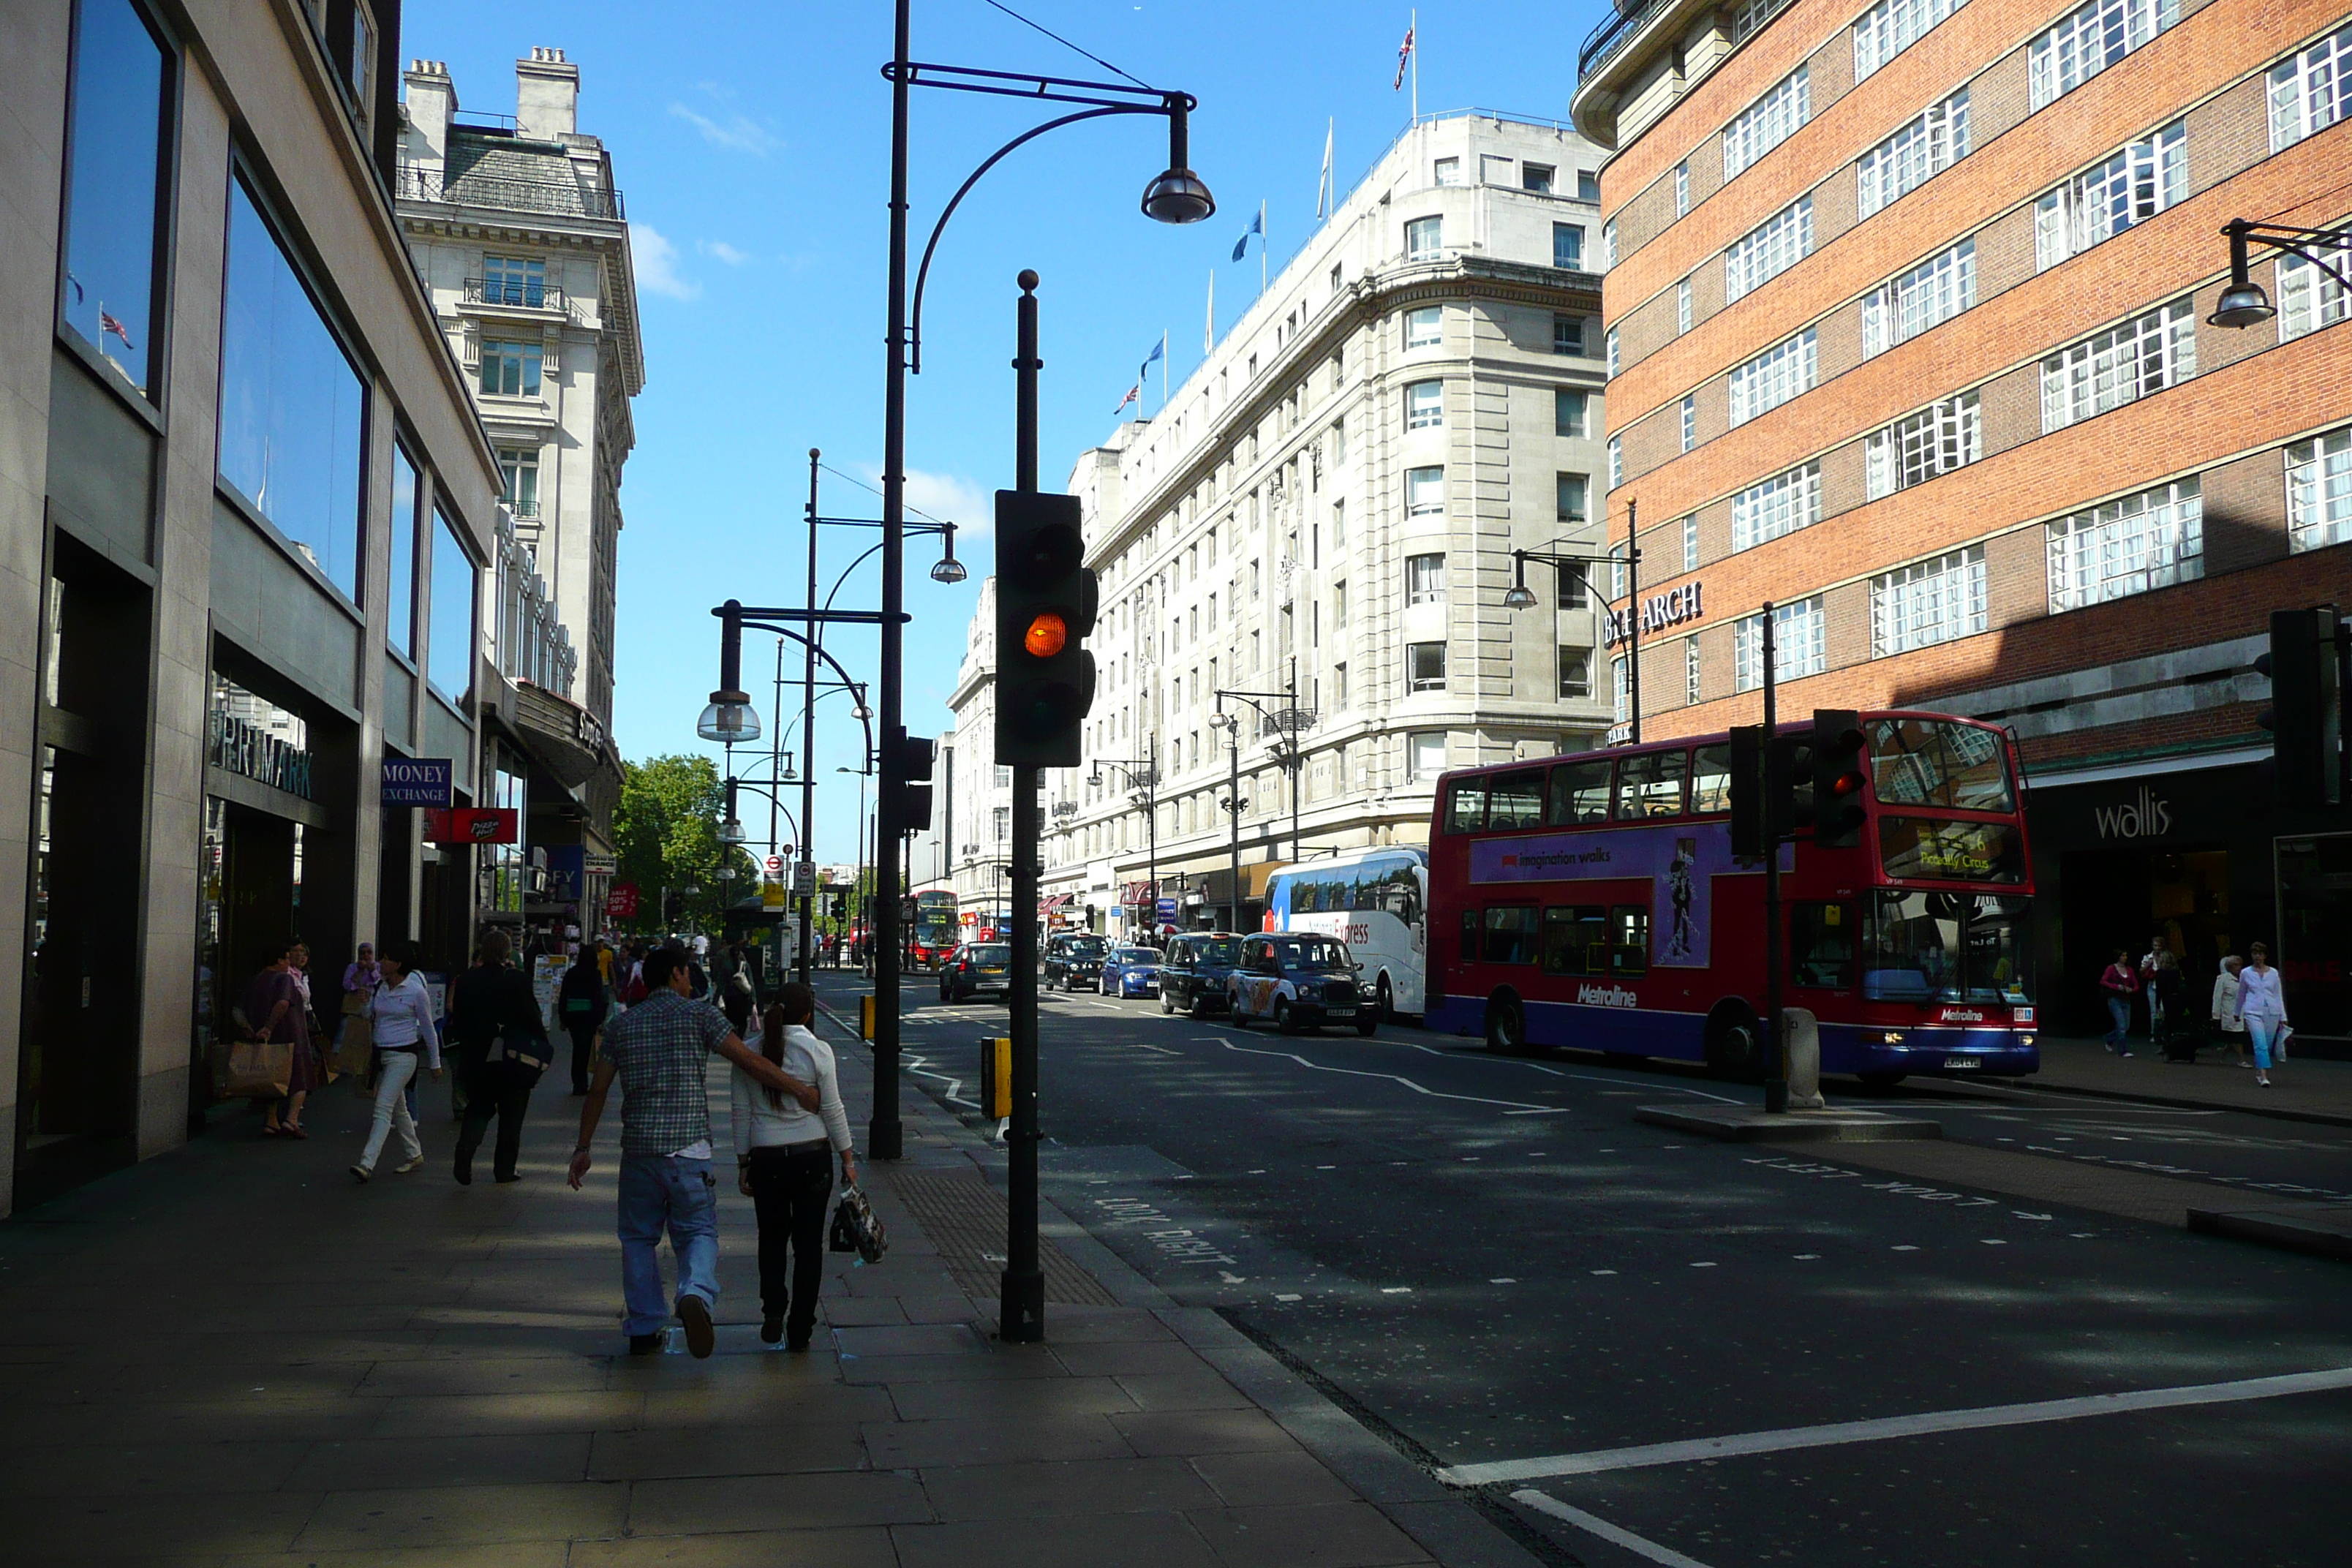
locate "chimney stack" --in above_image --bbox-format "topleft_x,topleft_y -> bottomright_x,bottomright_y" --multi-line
516,46 -> 578,141
402,59 -> 455,164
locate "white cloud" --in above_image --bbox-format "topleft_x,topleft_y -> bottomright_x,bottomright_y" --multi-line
669,102 -> 784,157
699,239 -> 751,265
630,223 -> 698,301
900,469 -> 992,536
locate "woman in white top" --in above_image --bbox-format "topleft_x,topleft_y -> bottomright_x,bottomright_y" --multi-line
353,943 -> 444,1180
731,982 -> 856,1348
2235,942 -> 2288,1088
2209,956 -> 2247,1066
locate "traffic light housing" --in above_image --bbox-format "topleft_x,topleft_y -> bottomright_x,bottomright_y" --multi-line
2256,607 -> 2343,807
995,489 -> 1097,767
1811,709 -> 1869,848
889,730 -> 937,831
1729,724 -> 1815,858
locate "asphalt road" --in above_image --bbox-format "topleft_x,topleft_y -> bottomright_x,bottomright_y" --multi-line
835,973 -> 2352,1568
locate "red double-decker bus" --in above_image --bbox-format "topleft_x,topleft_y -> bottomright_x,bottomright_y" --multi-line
1425,712 -> 2037,1085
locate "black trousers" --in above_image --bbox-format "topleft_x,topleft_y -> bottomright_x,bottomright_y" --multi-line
456,1060 -> 536,1180
746,1143 -> 834,1333
568,1023 -> 600,1093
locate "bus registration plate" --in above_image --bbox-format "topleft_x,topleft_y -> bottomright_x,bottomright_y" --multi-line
1942,1055 -> 1981,1070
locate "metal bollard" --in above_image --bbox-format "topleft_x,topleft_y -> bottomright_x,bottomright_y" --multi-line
859,995 -> 876,1041
1783,1006 -> 1825,1109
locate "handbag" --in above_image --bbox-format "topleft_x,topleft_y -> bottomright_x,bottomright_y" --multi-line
333,1012 -> 374,1078
491,1032 -> 553,1074
829,1184 -> 888,1263
225,1037 -> 293,1098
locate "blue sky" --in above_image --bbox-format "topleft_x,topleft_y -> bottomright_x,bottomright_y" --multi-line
404,0 -> 1609,859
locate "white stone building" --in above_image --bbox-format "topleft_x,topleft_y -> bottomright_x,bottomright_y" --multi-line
941,581 -> 1023,930
1030,112 -> 1616,935
395,50 -> 640,906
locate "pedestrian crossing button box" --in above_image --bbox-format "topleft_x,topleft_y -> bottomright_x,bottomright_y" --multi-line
980,1036 -> 1012,1120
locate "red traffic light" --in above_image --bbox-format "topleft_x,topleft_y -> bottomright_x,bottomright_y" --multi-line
1025,613 -> 1068,657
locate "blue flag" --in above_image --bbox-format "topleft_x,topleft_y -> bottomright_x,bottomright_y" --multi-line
1230,208 -> 1262,263
1139,336 -> 1164,384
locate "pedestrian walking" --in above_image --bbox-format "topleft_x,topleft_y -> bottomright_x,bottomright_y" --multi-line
351,943 -> 442,1181
2210,955 -> 2247,1066
715,938 -> 757,1036
2236,943 -> 2288,1088
243,943 -> 315,1137
566,946 -> 817,1357
559,943 -> 609,1096
448,930 -> 554,1185
732,983 -> 856,1349
2100,948 -> 2138,1057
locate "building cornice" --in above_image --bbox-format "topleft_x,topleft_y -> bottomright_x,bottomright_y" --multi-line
1094,254 -> 1604,573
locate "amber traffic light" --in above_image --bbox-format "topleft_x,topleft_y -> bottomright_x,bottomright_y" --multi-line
994,490 -> 1097,767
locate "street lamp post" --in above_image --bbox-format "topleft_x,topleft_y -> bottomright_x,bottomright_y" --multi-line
1091,747 -> 1158,939
2206,216 -> 2352,329
1501,504 -> 1644,745
873,2 -> 1212,1162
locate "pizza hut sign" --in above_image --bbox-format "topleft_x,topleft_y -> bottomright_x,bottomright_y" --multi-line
1605,581 -> 1704,647
424,807 -> 520,845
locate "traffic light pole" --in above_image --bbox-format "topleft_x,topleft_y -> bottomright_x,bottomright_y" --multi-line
800,450 -> 821,984
1003,271 -> 1047,1343
1760,603 -> 1788,1115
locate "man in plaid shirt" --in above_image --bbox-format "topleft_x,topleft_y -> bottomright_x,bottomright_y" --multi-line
568,946 -> 815,1357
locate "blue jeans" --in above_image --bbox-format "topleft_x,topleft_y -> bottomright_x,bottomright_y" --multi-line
2247,1017 -> 2282,1070
2105,995 -> 2130,1047
618,1154 -> 719,1336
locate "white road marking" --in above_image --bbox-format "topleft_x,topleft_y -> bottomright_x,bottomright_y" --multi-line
1892,1245 -> 1919,1251
1218,1271 -> 1246,1284
1491,1277 -> 1518,1284
1793,1254 -> 1820,1260
1212,1038 -> 1569,1115
1382,1286 -> 1412,1294
1510,1490 -> 1717,1568
1275,1292 -> 1303,1302
1591,1269 -> 1618,1275
1442,1365 -> 2352,1487
1980,1238 -> 2006,1245
1689,1262 -> 1716,1268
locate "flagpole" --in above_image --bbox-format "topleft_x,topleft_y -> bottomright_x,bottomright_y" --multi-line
1259,200 -> 1267,296
1206,268 -> 1215,353
1411,10 -> 1420,124
1160,331 -> 1169,409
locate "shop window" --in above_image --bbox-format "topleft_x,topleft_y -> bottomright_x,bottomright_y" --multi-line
427,508 -> 477,704
219,173 -> 368,600
60,0 -> 173,399
388,445 -> 420,660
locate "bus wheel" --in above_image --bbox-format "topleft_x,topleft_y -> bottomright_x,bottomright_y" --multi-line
1377,974 -> 1395,1023
1705,1010 -> 1762,1081
1855,1071 -> 1908,1090
1484,995 -> 1527,1055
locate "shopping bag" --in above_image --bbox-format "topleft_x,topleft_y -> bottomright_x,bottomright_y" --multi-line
828,1185 -> 888,1263
333,1014 -> 374,1078
225,1038 -> 293,1099
2275,1025 -> 2293,1060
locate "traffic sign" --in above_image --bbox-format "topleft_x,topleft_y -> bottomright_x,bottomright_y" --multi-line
764,853 -> 785,873
1155,897 -> 1178,921
761,881 -> 787,909
793,862 -> 817,895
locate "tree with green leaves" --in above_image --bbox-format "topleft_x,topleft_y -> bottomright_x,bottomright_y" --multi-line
611,754 -> 755,935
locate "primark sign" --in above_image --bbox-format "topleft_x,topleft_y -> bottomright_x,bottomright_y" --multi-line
1604,581 -> 1704,647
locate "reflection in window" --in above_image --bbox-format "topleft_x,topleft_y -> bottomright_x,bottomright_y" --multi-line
1548,758 -> 1613,824
219,175 -> 367,599
1690,745 -> 1735,813
1487,770 -> 1545,830
1790,902 -> 1856,988
480,338 -> 544,397
1483,905 -> 1538,965
388,445 -> 419,659
428,509 -> 476,703
61,0 -> 170,397
1613,750 -> 1688,818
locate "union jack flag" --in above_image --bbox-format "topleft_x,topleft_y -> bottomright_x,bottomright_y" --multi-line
1393,24 -> 1415,90
1113,382 -> 1139,415
100,311 -> 135,351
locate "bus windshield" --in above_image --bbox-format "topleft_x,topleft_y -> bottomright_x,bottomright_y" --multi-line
1868,717 -> 2013,813
1863,892 -> 2032,1004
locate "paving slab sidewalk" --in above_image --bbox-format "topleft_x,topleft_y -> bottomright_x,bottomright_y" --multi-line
0,1003 -> 1526,1568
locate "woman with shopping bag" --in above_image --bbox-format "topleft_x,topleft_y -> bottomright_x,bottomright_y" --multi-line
732,983 -> 857,1349
448,929 -> 553,1184
2236,943 -> 2289,1089
351,943 -> 442,1181
240,943 -> 314,1137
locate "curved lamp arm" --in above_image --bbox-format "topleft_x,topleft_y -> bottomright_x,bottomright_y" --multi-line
911,105 -> 1159,374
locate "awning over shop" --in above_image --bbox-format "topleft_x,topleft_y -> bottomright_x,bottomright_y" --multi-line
1040,892 -> 1074,913
1122,880 -> 1156,905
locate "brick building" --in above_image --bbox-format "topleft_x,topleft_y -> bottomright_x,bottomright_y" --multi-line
1572,0 -> 2352,1036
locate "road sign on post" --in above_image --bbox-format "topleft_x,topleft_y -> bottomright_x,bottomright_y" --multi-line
793,862 -> 817,896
